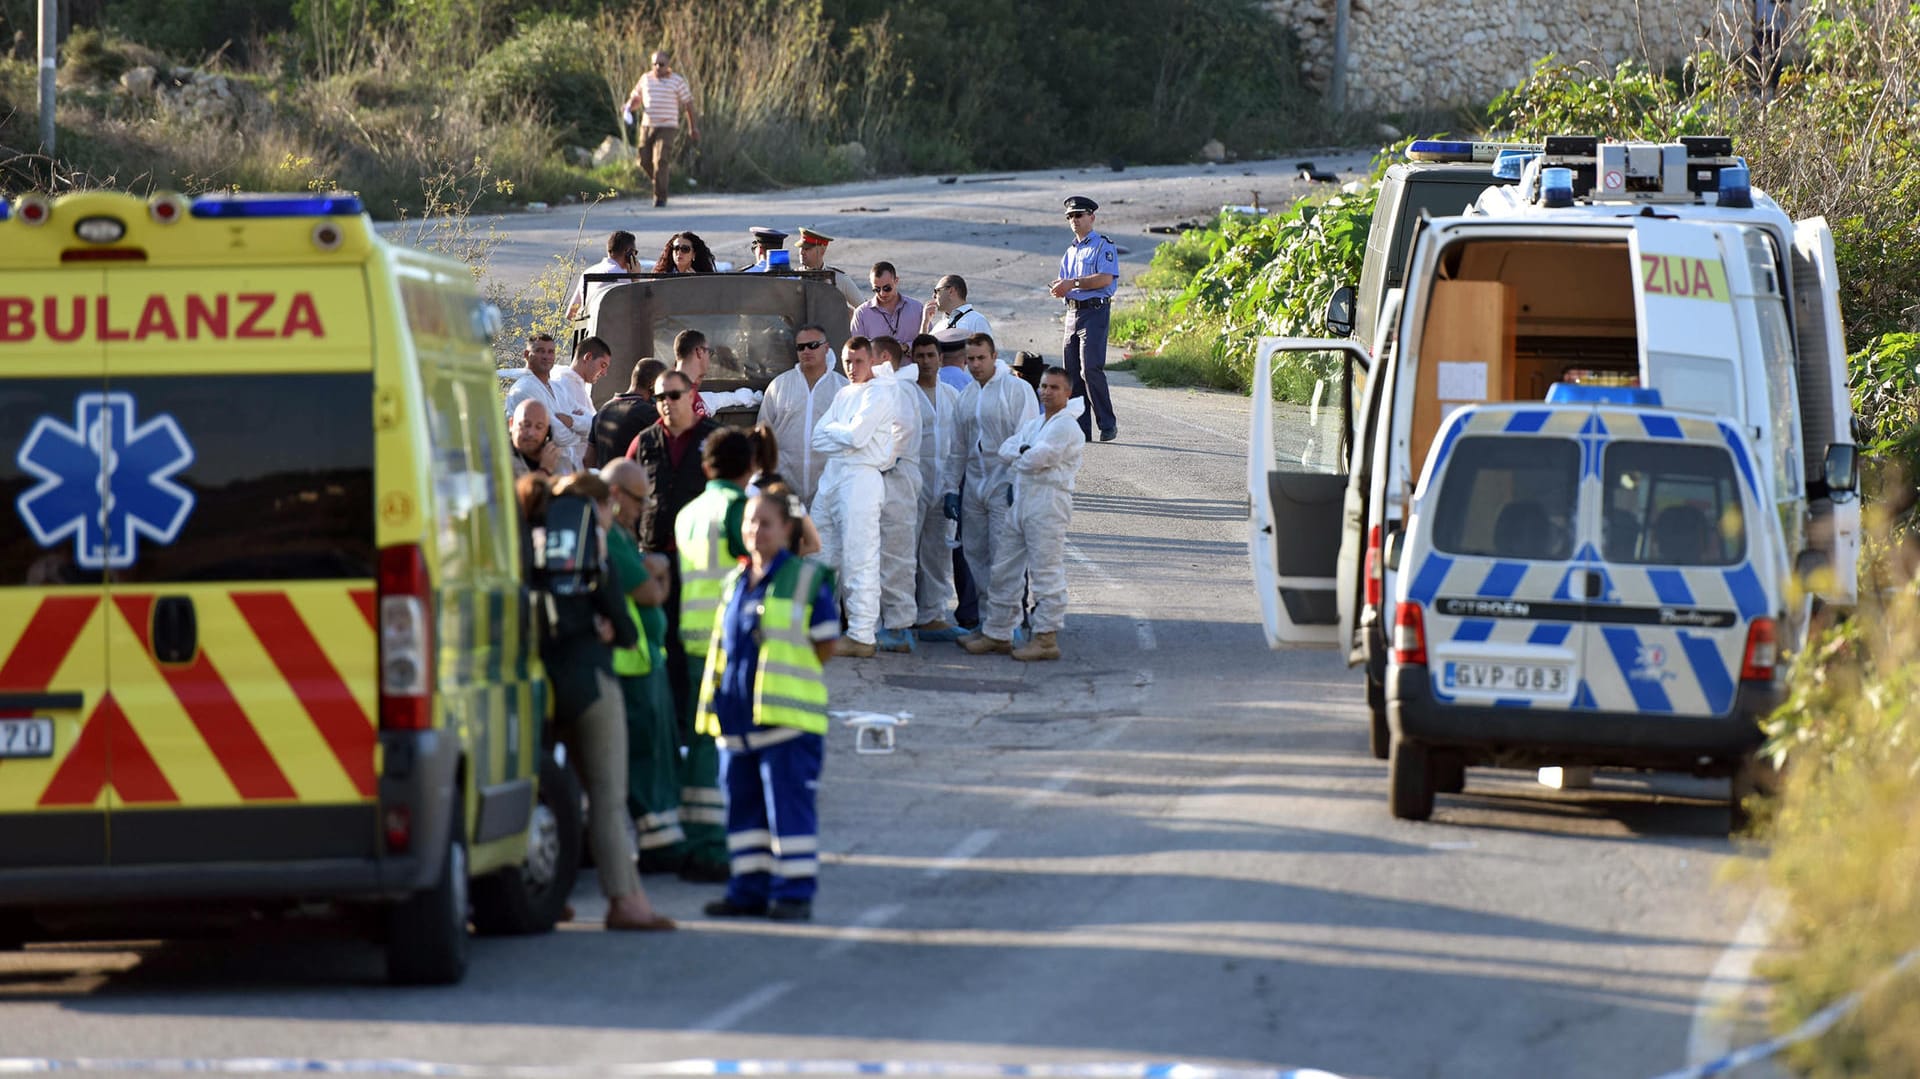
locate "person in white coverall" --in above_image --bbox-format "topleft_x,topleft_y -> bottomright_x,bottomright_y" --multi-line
909,335 -> 964,640
758,324 -> 848,508
994,368 -> 1085,661
871,337 -> 924,653
952,334 -> 1040,655
810,338 -> 898,657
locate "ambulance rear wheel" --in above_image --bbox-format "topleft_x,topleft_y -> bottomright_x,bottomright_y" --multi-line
385,827 -> 470,986
1389,736 -> 1435,821
472,756 -> 582,935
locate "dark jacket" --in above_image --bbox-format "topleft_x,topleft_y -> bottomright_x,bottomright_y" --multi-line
629,417 -> 719,553
592,393 -> 658,469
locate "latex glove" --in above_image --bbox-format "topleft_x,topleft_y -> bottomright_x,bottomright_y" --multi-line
942,493 -> 961,521
622,108 -> 634,126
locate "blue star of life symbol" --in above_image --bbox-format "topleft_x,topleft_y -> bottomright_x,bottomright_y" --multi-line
16,392 -> 197,570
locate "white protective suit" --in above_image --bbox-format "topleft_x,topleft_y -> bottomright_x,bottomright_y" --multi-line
810,373 -> 899,645
945,361 -> 1039,640
876,363 -> 924,633
993,398 -> 1086,635
915,378 -> 963,625
759,362 -> 849,507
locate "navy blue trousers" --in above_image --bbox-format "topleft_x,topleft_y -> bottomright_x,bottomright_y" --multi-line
1064,302 -> 1114,438
719,732 -> 824,904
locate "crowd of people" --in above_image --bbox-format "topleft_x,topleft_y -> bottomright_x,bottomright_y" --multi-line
504,193 -> 1120,931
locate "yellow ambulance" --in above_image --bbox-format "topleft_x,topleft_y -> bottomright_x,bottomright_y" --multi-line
0,190 -> 575,984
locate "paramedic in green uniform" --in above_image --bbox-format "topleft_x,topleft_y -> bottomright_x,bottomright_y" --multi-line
601,459 -> 688,870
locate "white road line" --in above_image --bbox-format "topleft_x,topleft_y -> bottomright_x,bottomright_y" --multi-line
689,980 -> 796,1033
1685,890 -> 1781,1069
819,903 -> 907,958
924,828 -> 1000,878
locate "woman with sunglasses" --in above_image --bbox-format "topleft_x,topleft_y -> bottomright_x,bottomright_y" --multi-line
653,232 -> 716,274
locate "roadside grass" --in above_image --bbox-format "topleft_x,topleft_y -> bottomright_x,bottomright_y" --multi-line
1760,549 -> 1920,1077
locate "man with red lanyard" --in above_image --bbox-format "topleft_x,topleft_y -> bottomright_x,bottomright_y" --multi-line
627,370 -> 721,803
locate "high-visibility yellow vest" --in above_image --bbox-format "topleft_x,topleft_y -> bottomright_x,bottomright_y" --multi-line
611,596 -> 653,677
696,556 -> 833,738
674,482 -> 744,658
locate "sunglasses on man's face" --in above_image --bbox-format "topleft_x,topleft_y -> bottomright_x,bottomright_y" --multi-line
1067,211 -> 1089,220
871,283 -> 894,294
658,389 -> 689,401
796,339 -> 826,352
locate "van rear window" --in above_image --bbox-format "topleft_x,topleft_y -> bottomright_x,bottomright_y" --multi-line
1430,436 -> 1579,561
0,374 -> 373,586
1601,442 -> 1746,566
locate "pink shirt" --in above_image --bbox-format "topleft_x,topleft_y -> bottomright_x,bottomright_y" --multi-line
633,72 -> 693,128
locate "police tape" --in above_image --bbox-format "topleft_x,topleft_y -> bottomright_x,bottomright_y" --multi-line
0,1060 -> 1347,1078
1650,946 -> 1920,1079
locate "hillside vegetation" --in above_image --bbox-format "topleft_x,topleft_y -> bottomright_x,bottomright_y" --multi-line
0,0 -> 1319,216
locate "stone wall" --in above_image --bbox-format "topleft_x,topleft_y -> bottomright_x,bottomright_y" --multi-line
1268,0 -> 1743,112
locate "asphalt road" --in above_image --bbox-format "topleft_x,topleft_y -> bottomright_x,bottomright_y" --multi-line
0,158 -> 1774,1079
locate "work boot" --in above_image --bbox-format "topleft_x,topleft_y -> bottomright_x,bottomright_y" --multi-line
959,633 -> 1012,655
876,628 -> 917,654
834,637 -> 877,658
1011,631 -> 1061,662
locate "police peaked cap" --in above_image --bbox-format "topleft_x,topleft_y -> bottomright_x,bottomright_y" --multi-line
1063,195 -> 1099,214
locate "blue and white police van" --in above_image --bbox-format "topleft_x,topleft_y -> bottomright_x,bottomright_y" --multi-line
1248,135 -> 1860,767
1378,386 -> 1788,828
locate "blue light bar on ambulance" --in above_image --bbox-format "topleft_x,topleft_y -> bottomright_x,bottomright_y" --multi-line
1716,163 -> 1753,208
189,193 -> 365,219
1540,167 -> 1576,208
1545,383 -> 1663,406
1492,150 -> 1539,180
1406,139 -> 1542,163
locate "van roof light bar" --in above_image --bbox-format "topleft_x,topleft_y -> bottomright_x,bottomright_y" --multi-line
1405,139 -> 1542,163
189,193 -> 365,219
1524,136 -> 1744,208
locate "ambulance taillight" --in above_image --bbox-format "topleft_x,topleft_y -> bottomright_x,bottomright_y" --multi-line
1741,617 -> 1778,682
377,545 -> 435,730
1364,524 -> 1384,609
1392,602 -> 1428,667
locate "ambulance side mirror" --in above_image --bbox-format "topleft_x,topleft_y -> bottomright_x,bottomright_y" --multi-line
1824,443 -> 1859,503
1324,285 -> 1356,338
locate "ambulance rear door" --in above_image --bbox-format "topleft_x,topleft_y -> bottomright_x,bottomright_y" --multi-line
1249,338 -> 1365,647
1,268 -> 111,872
97,265 -> 382,866
1632,219 -> 1747,427
1789,217 -> 1859,605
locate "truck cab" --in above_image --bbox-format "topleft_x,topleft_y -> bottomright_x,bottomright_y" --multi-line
1251,138 -> 1860,703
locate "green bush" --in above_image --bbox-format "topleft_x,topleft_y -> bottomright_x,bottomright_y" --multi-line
470,16 -> 612,151
1113,189 -> 1375,399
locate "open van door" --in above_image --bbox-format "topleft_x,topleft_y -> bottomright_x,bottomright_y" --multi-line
1249,338 -> 1368,647
1789,217 -> 1859,606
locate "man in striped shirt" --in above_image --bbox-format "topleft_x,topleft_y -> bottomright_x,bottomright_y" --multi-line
623,51 -> 701,208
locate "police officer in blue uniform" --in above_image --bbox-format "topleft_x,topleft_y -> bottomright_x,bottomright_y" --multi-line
745,227 -> 792,272
1050,195 -> 1121,442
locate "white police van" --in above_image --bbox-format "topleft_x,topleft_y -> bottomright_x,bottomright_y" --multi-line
1382,387 -> 1787,828
1248,136 -> 1859,758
